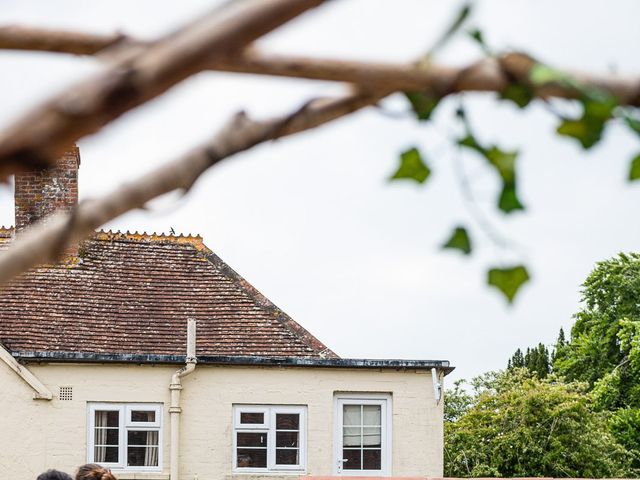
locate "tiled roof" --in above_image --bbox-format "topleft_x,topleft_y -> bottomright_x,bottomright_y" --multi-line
0,229 -> 336,359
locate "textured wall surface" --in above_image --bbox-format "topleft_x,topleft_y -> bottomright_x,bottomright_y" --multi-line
0,363 -> 444,480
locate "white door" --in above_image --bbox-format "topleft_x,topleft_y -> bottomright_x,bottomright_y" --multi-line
334,396 -> 391,476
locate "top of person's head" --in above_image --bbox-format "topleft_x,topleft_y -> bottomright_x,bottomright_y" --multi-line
36,470 -> 73,480
75,464 -> 117,480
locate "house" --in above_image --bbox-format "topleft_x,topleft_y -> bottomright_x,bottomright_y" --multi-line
0,147 -> 453,480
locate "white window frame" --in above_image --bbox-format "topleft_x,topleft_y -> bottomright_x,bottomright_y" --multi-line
87,402 -> 163,472
232,404 -> 307,474
333,393 -> 392,476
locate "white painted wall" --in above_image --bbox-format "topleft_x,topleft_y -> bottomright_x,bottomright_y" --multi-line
0,362 -> 444,479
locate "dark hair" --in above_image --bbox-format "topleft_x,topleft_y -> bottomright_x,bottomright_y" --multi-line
75,464 -> 117,480
37,470 -> 73,480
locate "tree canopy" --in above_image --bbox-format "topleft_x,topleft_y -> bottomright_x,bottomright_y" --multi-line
444,369 -> 636,478
498,252 -> 640,472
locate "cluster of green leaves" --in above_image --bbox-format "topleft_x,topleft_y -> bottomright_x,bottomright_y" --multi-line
505,252 -> 640,470
444,369 -> 638,478
387,2 -> 640,304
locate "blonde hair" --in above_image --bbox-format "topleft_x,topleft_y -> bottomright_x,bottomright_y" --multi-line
75,464 -> 117,480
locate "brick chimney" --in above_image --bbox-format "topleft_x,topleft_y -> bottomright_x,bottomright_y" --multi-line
14,146 -> 80,256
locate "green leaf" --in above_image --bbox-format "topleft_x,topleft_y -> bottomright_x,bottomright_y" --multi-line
390,148 -> 431,184
442,226 -> 472,255
485,146 -> 517,184
405,92 -> 440,121
487,265 -> 530,303
500,83 -> 533,109
557,119 -> 600,149
629,154 -> 640,181
556,96 -> 617,149
467,28 -> 492,55
458,133 -> 524,213
498,183 -> 525,213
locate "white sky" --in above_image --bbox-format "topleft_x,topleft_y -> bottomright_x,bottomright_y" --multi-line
0,0 -> 638,383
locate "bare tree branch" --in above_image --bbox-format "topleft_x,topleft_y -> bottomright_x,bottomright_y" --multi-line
1,25 -> 639,107
0,0 -> 327,181
0,87 -> 387,286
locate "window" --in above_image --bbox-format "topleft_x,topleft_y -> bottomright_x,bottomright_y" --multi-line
334,394 -> 392,476
233,405 -> 306,472
88,403 -> 162,471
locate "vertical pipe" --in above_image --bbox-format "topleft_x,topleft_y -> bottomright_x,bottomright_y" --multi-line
169,319 -> 197,480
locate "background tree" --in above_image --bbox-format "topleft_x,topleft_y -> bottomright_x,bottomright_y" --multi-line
444,368 -> 637,478
502,252 -> 640,470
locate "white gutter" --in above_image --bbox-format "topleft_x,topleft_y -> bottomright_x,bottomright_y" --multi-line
169,319 -> 197,480
0,344 -> 53,400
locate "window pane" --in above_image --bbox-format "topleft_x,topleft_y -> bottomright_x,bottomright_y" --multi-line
276,448 -> 299,465
94,428 -> 119,446
343,405 -> 361,426
342,449 -> 361,470
240,412 -> 264,424
343,426 -> 361,447
131,410 -> 156,423
276,431 -> 299,448
127,446 -> 159,467
363,427 -> 381,447
237,432 -> 267,447
276,413 -> 299,430
363,449 -> 382,470
95,446 -> 118,463
363,405 -> 381,425
128,430 -> 159,446
237,448 -> 267,468
95,410 -> 119,428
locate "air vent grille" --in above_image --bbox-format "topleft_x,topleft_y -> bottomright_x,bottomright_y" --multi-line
59,386 -> 73,401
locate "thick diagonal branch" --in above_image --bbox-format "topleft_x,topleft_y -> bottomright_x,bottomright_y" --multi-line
0,88 -> 385,286
0,0 -> 327,181
1,25 -> 639,107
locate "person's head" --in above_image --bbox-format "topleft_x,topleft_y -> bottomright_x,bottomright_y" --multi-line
75,464 -> 117,480
37,470 -> 73,480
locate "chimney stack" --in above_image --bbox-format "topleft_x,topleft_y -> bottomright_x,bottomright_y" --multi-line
14,146 -> 80,257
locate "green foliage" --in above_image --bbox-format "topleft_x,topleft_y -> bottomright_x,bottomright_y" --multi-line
487,265 -> 530,303
554,252 -> 640,408
467,28 -> 491,55
442,226 -> 472,255
556,95 -> 617,149
390,147 -> 431,183
458,121 -> 524,214
610,408 -> 640,466
629,154 -> 640,181
444,369 -> 637,478
404,92 -> 439,121
504,253 -> 640,471
500,83 -> 533,109
444,379 -> 474,423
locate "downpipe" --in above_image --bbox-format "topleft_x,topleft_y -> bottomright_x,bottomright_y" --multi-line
170,319 -> 197,480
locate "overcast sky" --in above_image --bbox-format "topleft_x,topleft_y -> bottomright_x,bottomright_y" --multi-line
0,0 -> 638,383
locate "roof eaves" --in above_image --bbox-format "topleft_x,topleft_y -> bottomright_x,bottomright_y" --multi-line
11,351 -> 454,374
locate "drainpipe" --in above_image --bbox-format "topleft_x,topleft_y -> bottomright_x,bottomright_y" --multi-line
170,319 -> 197,480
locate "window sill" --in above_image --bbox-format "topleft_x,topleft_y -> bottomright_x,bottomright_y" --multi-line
227,474 -> 305,479
112,473 -> 169,480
